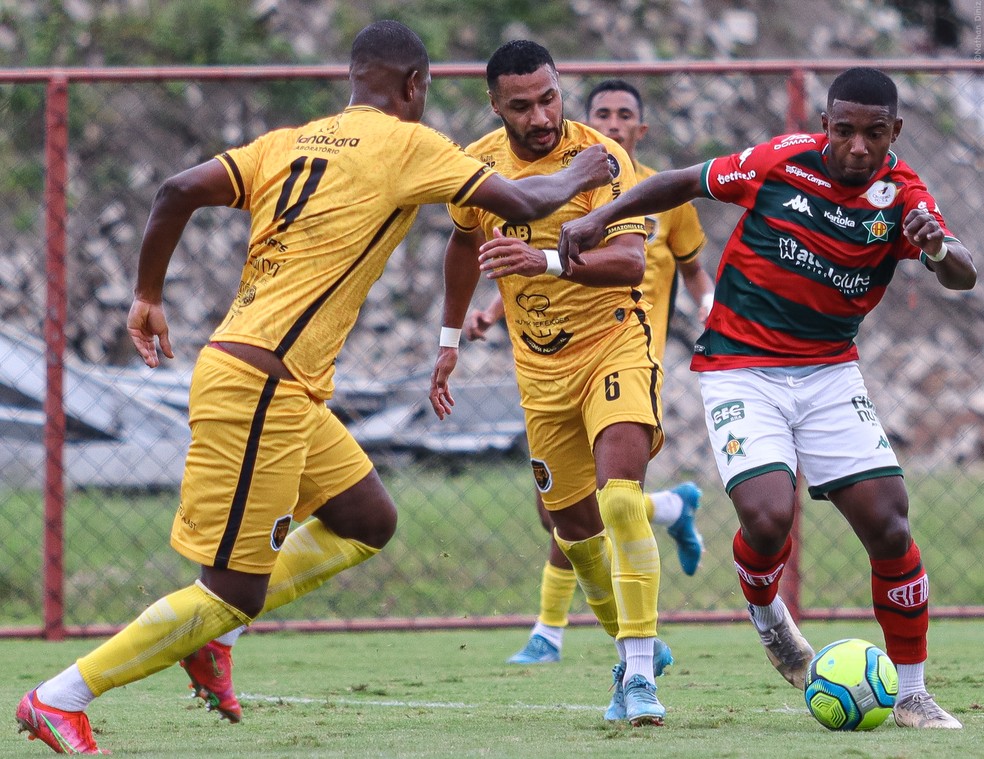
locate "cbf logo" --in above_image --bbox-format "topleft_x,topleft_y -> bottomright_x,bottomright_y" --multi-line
712,400 -> 745,430
531,458 -> 552,492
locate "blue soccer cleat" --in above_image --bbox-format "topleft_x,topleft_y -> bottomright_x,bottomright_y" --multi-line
667,482 -> 704,576
623,674 -> 666,726
506,633 -> 560,664
604,639 -> 673,721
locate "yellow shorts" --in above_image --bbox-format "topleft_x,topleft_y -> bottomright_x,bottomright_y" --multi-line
520,316 -> 664,511
171,346 -> 373,574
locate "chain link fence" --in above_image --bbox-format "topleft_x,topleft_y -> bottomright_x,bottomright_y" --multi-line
1,62 -> 982,636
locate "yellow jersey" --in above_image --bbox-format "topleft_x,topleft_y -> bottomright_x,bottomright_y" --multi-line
636,161 -> 706,357
449,120 -> 646,379
212,105 -> 493,400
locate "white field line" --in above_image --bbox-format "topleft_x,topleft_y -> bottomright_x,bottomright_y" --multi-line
239,693 -> 600,712
238,693 -> 810,715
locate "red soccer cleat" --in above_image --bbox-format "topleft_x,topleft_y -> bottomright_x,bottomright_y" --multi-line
16,687 -> 109,755
180,641 -> 242,723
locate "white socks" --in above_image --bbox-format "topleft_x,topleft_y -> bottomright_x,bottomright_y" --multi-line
623,637 -> 656,684
530,621 -> 564,650
648,490 -> 683,527
36,664 -> 95,712
896,662 -> 926,700
749,596 -> 788,632
215,624 -> 247,647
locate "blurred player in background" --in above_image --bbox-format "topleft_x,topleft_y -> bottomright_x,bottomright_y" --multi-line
430,42 -> 669,726
15,21 -> 616,754
465,79 -> 715,666
560,66 -> 976,729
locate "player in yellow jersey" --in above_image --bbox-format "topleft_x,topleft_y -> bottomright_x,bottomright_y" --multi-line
15,22 -> 616,755
465,79 -> 716,667
428,41 -> 667,727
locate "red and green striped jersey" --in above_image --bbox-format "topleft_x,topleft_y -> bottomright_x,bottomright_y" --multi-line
691,132 -> 956,372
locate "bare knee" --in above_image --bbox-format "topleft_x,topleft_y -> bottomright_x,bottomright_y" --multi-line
730,472 -> 796,554
200,566 -> 269,619
313,470 -> 398,550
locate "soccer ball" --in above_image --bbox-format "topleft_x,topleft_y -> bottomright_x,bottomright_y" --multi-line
804,638 -> 898,731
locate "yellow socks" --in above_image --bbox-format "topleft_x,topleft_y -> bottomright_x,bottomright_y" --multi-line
260,519 -> 378,616
77,581 -> 251,696
553,530 -> 619,637
598,479 -> 660,639
537,561 -> 577,628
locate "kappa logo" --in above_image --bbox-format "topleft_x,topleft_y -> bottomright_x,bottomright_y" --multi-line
270,515 -> 292,551
783,194 -> 813,217
887,576 -> 929,608
734,562 -> 785,587
531,458 -> 553,492
738,146 -> 753,167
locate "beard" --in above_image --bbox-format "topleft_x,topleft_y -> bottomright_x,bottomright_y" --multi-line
502,107 -> 564,158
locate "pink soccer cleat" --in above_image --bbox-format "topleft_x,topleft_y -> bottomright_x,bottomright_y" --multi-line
180,641 -> 242,723
15,687 -> 108,754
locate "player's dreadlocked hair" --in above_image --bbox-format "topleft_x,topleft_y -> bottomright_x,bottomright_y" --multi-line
486,40 -> 556,92
827,67 -> 898,116
350,20 -> 428,72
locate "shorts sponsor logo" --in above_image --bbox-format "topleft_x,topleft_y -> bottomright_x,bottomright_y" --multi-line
865,180 -> 897,208
270,515 -> 292,551
862,210 -> 895,243
784,164 -> 832,188
721,431 -> 747,463
712,400 -> 745,430
783,194 -> 813,217
852,395 -> 879,423
734,562 -> 785,587
887,576 -> 929,608
531,458 -> 552,492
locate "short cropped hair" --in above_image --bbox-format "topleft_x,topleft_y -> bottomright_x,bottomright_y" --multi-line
486,40 -> 556,91
827,67 -> 898,116
586,79 -> 644,121
351,20 -> 428,71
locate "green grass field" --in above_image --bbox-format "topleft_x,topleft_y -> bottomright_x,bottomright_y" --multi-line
3,620 -> 981,758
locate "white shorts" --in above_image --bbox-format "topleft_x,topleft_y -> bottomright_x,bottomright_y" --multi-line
698,362 -> 902,499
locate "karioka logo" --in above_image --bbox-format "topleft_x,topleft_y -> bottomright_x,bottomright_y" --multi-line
823,206 -> 856,229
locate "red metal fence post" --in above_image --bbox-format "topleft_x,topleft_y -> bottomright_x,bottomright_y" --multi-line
43,75 -> 69,641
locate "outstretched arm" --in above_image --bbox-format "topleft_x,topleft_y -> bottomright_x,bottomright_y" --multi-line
477,228 -> 645,287
129,159 -> 236,366
904,209 -> 976,291
560,163 -> 705,261
467,143 -> 613,223
429,227 -> 485,420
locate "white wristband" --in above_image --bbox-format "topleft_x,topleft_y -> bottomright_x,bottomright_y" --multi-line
923,241 -> 948,263
439,327 -> 461,348
700,293 -> 714,313
542,248 -> 563,277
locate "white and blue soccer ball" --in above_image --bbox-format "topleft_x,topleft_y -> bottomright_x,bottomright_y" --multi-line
804,638 -> 898,731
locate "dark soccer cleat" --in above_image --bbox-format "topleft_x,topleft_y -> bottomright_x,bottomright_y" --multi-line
181,641 -> 242,723
16,687 -> 108,754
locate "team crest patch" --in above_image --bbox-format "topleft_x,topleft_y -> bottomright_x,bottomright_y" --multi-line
531,458 -> 553,492
862,211 -> 895,243
606,154 -> 621,179
270,515 -> 292,551
644,215 -> 659,242
721,432 -> 747,464
864,180 -> 897,208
